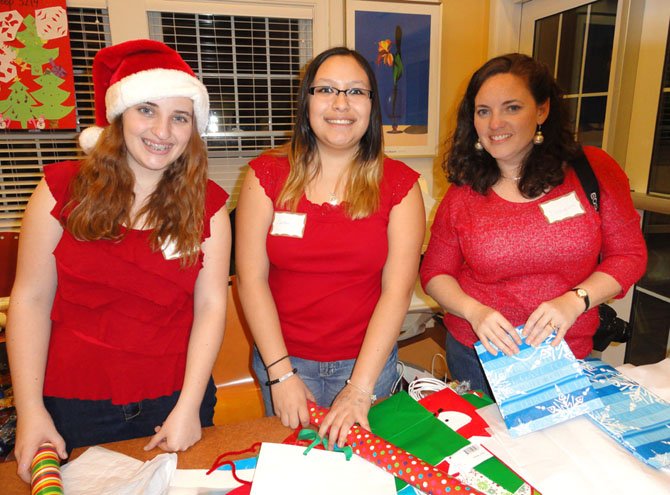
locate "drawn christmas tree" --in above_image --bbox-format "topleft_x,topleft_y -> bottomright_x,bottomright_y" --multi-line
32,71 -> 73,122
0,79 -> 39,127
16,15 -> 58,76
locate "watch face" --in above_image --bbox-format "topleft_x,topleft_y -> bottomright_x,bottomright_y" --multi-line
576,288 -> 587,298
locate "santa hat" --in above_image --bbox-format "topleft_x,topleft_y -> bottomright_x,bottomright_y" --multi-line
79,39 -> 209,153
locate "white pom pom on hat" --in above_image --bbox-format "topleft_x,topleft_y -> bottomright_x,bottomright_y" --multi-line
78,39 -> 209,154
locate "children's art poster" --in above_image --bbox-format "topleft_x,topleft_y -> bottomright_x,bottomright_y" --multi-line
0,0 -> 76,130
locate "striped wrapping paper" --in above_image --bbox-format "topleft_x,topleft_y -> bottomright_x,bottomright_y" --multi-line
580,358 -> 670,471
475,326 -> 604,437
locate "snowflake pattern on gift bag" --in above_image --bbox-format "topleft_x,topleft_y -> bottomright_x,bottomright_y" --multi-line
580,358 -> 670,471
475,326 -> 604,437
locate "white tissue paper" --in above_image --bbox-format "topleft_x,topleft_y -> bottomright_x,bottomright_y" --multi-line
61,446 -> 177,495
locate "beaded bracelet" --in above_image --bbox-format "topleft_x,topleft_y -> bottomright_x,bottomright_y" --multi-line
346,379 -> 377,404
265,354 -> 289,370
265,367 -> 298,386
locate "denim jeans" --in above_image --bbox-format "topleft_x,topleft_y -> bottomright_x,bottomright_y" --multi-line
44,377 -> 217,452
253,346 -> 399,415
446,331 -> 494,400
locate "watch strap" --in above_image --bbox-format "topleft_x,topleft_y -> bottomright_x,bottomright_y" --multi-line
572,288 -> 590,312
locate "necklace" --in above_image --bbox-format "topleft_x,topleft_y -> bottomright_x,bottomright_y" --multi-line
328,192 -> 339,206
500,175 -> 521,181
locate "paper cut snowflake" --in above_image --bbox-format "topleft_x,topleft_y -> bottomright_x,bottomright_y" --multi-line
35,7 -> 68,41
0,10 -> 22,42
0,42 -> 17,83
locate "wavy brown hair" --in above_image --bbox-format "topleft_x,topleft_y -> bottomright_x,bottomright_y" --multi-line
277,47 -> 385,219
447,53 -> 580,198
65,117 -> 208,266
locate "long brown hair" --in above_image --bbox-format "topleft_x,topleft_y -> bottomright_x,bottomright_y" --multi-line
65,117 -> 208,266
447,53 -> 579,197
277,47 -> 385,219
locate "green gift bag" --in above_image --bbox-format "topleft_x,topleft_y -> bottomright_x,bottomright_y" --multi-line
369,392 -> 536,495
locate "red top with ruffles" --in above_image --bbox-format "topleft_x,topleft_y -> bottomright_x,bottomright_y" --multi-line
420,146 -> 647,358
250,154 -> 419,361
42,161 -> 228,404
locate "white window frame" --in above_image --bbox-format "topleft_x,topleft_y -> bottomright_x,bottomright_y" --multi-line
489,0 -> 651,190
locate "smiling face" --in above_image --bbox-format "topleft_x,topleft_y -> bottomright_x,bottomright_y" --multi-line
474,72 -> 549,173
308,55 -> 372,158
122,96 -> 194,180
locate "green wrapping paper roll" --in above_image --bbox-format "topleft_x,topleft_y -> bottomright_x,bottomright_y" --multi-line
31,443 -> 63,495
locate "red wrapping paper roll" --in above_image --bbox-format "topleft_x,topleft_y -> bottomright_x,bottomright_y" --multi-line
31,443 -> 63,495
307,401 -> 483,495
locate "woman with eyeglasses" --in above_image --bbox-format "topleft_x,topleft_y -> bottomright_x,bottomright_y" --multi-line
236,46 -> 424,446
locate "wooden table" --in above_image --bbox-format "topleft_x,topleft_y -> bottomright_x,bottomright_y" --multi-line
0,416 -> 292,495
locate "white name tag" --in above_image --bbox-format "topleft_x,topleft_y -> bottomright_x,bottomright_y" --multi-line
270,211 -> 306,238
539,191 -> 585,224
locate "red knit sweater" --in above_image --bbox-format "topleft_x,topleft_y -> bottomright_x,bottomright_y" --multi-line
420,146 -> 647,358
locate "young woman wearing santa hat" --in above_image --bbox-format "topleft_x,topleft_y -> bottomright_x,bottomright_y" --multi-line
7,39 -> 230,483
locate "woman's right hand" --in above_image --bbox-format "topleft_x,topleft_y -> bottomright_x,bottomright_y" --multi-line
271,375 -> 315,429
467,303 -> 521,356
14,407 -> 67,483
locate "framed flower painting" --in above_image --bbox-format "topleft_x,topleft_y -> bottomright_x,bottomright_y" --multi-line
347,0 -> 442,156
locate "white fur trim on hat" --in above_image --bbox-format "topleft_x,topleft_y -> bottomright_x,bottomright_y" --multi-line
78,126 -> 104,154
105,68 -> 209,134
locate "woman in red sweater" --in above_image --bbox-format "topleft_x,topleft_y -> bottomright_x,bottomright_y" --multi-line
420,53 -> 646,396
236,47 -> 425,447
7,40 -> 230,483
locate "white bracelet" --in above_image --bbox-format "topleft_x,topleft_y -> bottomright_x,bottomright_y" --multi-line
265,367 -> 298,386
346,379 -> 377,403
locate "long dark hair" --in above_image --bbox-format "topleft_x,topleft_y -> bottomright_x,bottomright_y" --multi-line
277,46 -> 385,219
447,53 -> 579,197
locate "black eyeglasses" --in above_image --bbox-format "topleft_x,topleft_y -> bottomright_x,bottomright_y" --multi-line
308,86 -> 374,100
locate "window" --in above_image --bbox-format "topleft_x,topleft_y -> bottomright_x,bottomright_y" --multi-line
648,21 -> 670,197
532,0 -> 618,147
148,11 -> 313,203
0,7 -> 111,232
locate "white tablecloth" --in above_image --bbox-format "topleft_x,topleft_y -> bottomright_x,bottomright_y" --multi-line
478,358 -> 670,495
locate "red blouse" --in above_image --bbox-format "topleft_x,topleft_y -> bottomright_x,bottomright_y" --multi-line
42,161 -> 228,404
420,146 -> 647,358
250,154 -> 419,361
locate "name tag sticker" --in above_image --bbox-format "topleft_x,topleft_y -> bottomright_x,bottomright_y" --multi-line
271,212 -> 306,238
161,238 -> 182,260
539,191 -> 585,224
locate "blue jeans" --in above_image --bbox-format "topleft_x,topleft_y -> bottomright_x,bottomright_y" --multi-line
44,377 -> 217,452
253,346 -> 399,415
446,331 -> 494,400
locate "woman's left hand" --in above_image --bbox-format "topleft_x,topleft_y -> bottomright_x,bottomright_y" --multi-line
143,405 -> 202,452
523,292 -> 583,347
317,384 -> 371,449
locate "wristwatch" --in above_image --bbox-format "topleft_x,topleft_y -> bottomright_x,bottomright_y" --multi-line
571,288 -> 590,312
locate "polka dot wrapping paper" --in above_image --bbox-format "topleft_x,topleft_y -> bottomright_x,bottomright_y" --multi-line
307,401 -> 483,495
31,443 -> 64,495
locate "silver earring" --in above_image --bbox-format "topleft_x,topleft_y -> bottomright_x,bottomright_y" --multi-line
474,139 -> 484,151
533,125 -> 544,145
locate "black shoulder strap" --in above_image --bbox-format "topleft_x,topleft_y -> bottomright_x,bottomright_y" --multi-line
570,147 -> 600,213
